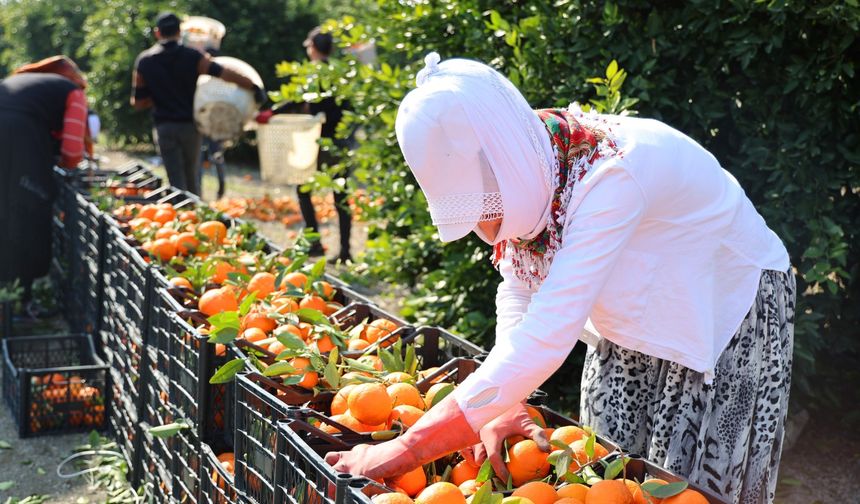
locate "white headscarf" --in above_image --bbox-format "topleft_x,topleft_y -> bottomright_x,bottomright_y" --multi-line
395,52 -> 555,244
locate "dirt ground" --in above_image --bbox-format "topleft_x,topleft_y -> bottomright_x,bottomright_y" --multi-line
1,147 -> 857,503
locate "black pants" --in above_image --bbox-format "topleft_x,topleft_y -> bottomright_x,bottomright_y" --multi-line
154,121 -> 202,195
297,150 -> 352,258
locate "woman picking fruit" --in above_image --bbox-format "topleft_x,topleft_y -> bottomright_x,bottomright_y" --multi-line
326,53 -> 795,504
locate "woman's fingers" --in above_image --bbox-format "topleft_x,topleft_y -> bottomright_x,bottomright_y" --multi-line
523,422 -> 552,452
324,450 -> 344,467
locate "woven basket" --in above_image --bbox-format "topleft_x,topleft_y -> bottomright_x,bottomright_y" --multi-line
257,114 -> 325,185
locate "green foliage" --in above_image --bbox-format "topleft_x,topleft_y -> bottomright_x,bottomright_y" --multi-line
274,1 -> 860,414
0,0 -> 94,76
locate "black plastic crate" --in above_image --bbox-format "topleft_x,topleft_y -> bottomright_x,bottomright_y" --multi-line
106,367 -> 140,478
99,310 -> 144,410
137,422 -> 173,502
1,334 -> 108,437
148,288 -> 240,448
173,427 -> 202,504
66,193 -> 105,334
201,441 -> 244,504
274,419 -> 354,504
234,373 -> 294,504
101,225 -> 151,344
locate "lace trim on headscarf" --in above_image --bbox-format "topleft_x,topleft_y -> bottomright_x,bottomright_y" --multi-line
492,105 -> 620,287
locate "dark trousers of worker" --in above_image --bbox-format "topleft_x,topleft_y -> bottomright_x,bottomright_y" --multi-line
297,150 -> 352,259
154,121 -> 202,195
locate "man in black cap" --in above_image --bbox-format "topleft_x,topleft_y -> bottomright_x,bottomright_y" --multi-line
131,12 -> 264,195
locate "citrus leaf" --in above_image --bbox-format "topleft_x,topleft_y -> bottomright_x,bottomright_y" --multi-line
645,481 -> 687,498
555,451 -> 571,477
344,358 -> 378,374
470,474 -> 494,504
377,347 -> 400,372
0,481 -> 14,491
263,361 -> 297,376
282,375 -> 304,386
0,440 -> 11,449
275,330 -> 306,350
603,456 -> 628,481
209,358 -> 245,383
429,383 -> 455,408
550,440 -> 572,451
239,291 -> 258,316
208,326 -> 238,344
563,471 -> 586,484
149,420 -> 190,438
476,458 -> 494,483
584,433 -> 595,460
296,308 -> 329,325
309,258 -> 327,282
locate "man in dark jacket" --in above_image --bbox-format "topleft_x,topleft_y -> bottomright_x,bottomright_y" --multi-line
131,12 -> 263,195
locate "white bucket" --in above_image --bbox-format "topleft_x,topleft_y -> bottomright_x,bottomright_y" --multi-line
257,114 -> 325,185
181,16 -> 226,52
194,56 -> 264,142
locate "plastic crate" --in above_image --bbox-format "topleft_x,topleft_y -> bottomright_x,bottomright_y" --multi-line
591,453 -> 729,504
234,373 -> 292,504
274,419 -> 354,504
173,427 -> 203,504
101,225 -> 151,344
65,193 -> 105,334
1,334 -> 108,437
138,422 -> 174,502
99,310 -> 144,411
200,441 -> 244,504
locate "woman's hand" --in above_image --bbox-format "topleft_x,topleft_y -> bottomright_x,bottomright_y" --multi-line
461,402 -> 551,481
324,395 -> 481,480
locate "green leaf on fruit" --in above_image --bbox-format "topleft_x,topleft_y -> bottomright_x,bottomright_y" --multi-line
209,358 -> 245,383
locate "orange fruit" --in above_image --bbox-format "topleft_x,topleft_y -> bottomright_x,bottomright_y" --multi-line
415,482 -> 466,504
150,238 -> 177,261
386,405 -> 425,429
137,205 -> 158,220
556,484 -> 589,502
153,206 -> 176,224
241,327 -> 268,343
272,297 -> 300,314
551,426 -> 587,447
331,385 -> 357,415
297,322 -> 314,338
198,287 -> 238,316
389,466 -> 427,498
554,499 -> 583,504
525,406 -> 546,428
364,318 -> 398,344
621,480 -> 648,504
171,232 -> 199,255
348,338 -> 370,351
372,494 -> 414,504
347,383 -> 392,426
317,281 -> 335,299
584,480 -> 633,504
320,413 -> 384,434
242,311 -> 277,333
178,210 -> 197,222
311,334 -> 335,353
155,227 -> 178,240
129,217 -> 153,230
512,481 -> 557,504
387,383 -> 425,409
289,357 -> 319,389
299,295 -> 328,312
660,489 -> 708,504
281,272 -> 308,290
423,382 -> 452,409
449,460 -> 479,487
247,272 -> 277,298
267,341 -> 287,356
385,372 -> 413,384
275,324 -> 303,339
169,276 -> 193,290
212,261 -> 237,284
569,439 -> 609,467
198,220 -> 227,243
360,355 -> 384,371
457,480 -> 482,496
506,439 -> 550,487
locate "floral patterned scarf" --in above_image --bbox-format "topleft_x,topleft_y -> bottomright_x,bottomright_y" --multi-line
492,107 -> 618,287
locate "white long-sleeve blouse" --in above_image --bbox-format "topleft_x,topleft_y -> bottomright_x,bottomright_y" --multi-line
452,113 -> 790,430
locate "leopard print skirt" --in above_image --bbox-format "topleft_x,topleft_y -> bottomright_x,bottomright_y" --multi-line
580,268 -> 795,504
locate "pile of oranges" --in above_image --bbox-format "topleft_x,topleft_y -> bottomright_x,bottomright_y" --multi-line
30,373 -> 104,433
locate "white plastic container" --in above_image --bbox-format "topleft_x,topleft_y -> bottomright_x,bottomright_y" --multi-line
181,16 -> 226,52
193,56 -> 264,142
257,114 -> 325,185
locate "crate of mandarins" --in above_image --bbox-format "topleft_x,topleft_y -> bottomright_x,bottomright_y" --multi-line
342,399 -> 622,504
1,334 -> 108,437
231,354 -> 478,504
200,438 -> 245,504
